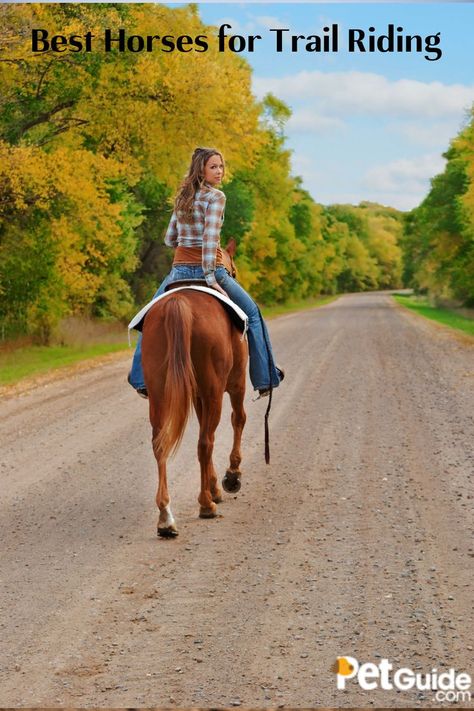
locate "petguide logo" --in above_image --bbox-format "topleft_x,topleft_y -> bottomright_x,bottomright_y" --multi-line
334,656 -> 472,703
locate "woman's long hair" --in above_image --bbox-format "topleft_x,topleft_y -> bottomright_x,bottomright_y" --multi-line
175,147 -> 224,222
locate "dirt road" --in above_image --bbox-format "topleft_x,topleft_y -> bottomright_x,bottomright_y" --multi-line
0,292 -> 473,708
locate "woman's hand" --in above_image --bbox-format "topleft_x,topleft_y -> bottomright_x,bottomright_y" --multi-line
211,283 -> 227,297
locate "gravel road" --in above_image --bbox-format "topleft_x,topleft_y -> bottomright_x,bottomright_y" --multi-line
0,292 -> 473,708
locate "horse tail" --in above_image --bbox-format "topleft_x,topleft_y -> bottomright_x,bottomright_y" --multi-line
152,296 -> 197,460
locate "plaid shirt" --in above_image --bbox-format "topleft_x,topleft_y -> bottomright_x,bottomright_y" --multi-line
164,185 -> 226,287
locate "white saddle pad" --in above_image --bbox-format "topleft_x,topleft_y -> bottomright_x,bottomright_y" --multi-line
128,285 -> 248,339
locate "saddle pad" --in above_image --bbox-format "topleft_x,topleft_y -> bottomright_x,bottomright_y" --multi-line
128,285 -> 248,337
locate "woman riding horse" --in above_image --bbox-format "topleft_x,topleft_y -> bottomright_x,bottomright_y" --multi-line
128,146 -> 284,399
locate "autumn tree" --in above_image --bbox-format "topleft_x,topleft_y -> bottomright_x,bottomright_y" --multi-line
402,108 -> 474,305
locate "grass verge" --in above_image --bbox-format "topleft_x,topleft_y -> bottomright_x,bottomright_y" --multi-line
260,294 -> 338,319
0,341 -> 130,387
393,294 -> 474,337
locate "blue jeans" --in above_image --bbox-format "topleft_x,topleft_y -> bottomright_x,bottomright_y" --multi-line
129,265 -> 281,391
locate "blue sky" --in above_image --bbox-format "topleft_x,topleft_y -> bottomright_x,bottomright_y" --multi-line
193,3 -> 474,210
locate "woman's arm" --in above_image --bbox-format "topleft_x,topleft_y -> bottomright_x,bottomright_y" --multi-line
164,210 -> 178,247
202,191 -> 226,287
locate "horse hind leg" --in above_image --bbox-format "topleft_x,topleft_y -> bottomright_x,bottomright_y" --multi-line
156,463 -> 178,537
210,463 -> 223,504
195,396 -> 222,505
153,434 -> 178,537
196,395 -> 223,518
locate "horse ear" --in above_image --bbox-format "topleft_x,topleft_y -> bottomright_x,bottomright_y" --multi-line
225,238 -> 236,257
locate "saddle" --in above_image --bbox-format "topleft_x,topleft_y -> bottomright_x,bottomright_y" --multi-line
128,282 -> 248,337
164,279 -> 208,291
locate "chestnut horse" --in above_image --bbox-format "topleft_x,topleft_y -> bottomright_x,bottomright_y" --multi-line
141,241 -> 248,537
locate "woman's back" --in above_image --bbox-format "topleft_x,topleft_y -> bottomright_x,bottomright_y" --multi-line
165,185 -> 226,248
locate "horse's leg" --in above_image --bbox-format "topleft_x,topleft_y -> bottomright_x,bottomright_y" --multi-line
229,387 -> 246,473
222,387 -> 246,493
152,422 -> 178,537
197,394 -> 223,518
210,463 -> 223,504
156,459 -> 178,537
195,396 -> 222,505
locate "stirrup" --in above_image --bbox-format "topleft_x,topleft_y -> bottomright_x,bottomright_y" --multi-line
253,389 -> 271,402
128,372 -> 148,399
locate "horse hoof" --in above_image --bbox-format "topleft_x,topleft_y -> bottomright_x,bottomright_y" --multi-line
199,505 -> 218,519
222,472 -> 241,493
157,525 -> 178,538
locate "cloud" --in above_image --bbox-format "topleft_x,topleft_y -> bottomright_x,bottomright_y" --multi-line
210,13 -> 291,36
251,65 -> 471,211
211,17 -> 256,35
387,119 -> 464,149
254,15 -> 290,31
291,152 -> 445,210
304,184 -> 434,212
288,109 -> 345,132
253,70 -> 474,119
363,153 -> 446,194
290,153 -> 327,183
298,184 -> 422,211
